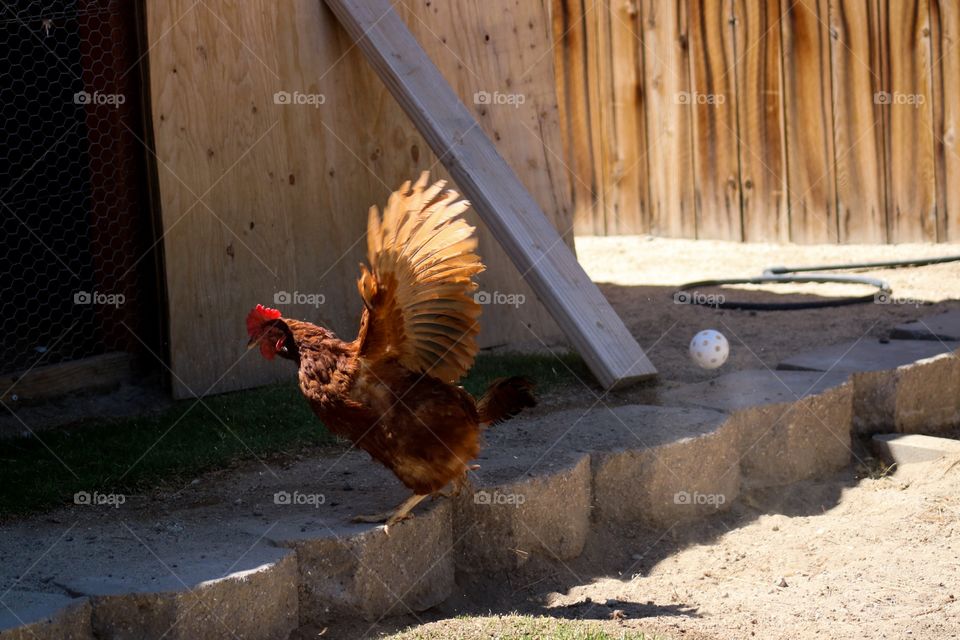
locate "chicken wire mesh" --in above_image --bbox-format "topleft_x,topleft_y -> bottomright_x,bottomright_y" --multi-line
0,0 -> 158,380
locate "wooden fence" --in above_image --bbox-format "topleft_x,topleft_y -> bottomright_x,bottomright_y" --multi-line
555,0 -> 960,243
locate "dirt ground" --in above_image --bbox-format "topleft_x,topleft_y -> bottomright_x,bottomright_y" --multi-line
486,235 -> 960,417
356,455 -> 960,640
574,235 -> 960,384
554,456 -> 960,640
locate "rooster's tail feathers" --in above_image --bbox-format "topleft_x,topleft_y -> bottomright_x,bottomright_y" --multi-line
477,376 -> 536,427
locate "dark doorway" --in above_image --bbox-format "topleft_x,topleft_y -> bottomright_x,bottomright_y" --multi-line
0,0 -> 161,380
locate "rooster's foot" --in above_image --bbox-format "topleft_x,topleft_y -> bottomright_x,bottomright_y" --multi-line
351,493 -> 427,532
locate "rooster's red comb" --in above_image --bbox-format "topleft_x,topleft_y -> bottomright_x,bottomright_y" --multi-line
246,304 -> 282,337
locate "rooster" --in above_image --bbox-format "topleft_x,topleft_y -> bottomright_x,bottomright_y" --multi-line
246,173 -> 535,527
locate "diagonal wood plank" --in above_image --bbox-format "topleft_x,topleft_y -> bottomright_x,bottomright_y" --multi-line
324,0 -> 656,388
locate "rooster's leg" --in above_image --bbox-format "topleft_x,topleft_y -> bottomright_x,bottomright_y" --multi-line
351,493 -> 427,527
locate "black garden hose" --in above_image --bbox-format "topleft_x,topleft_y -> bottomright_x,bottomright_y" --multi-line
675,254 -> 960,311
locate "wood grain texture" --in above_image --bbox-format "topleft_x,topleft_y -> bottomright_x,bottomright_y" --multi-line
585,0 -> 614,235
0,353 -> 132,403
929,0 -> 959,241
688,0 -> 742,240
553,0 -> 600,235
391,0 -> 575,346
606,0 -> 649,233
147,0 -> 577,397
641,0 -> 696,237
779,0 -> 839,243
881,0 -> 938,242
734,0 -> 787,242
829,0 -> 888,243
325,0 -> 656,387
148,0 -> 300,398
554,0 -> 648,235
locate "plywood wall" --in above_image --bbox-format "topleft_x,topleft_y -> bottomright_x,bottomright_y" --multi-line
147,0 -> 573,398
557,0 -> 959,244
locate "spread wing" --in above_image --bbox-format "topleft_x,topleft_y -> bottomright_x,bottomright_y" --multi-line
356,172 -> 485,383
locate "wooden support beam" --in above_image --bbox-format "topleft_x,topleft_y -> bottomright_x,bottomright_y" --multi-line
324,0 -> 657,388
0,352 -> 133,404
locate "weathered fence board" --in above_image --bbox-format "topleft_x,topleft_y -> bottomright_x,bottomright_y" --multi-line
608,0 -> 649,234
735,0 -> 788,242
780,0 -> 839,243
560,0 -> 956,243
882,0 -> 938,242
639,0 -> 696,237
830,0 -> 888,243
931,0 -> 960,241
688,0 -> 742,240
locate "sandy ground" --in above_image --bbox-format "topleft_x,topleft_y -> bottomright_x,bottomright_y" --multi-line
573,236 -> 960,385
360,456 -> 960,640
554,457 -> 960,640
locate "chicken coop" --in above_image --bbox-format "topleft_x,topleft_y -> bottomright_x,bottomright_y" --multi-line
3,0 -> 959,401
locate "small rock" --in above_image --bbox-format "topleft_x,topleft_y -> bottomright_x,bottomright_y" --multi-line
775,577 -> 788,588
610,609 -> 626,621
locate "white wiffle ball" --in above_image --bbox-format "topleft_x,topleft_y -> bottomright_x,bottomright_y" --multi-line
689,329 -> 729,370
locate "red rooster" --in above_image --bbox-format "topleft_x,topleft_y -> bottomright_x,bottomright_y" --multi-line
246,173 -> 535,527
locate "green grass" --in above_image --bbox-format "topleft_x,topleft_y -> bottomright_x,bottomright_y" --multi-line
0,352 -> 587,518
461,351 -> 593,398
384,615 -> 671,640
